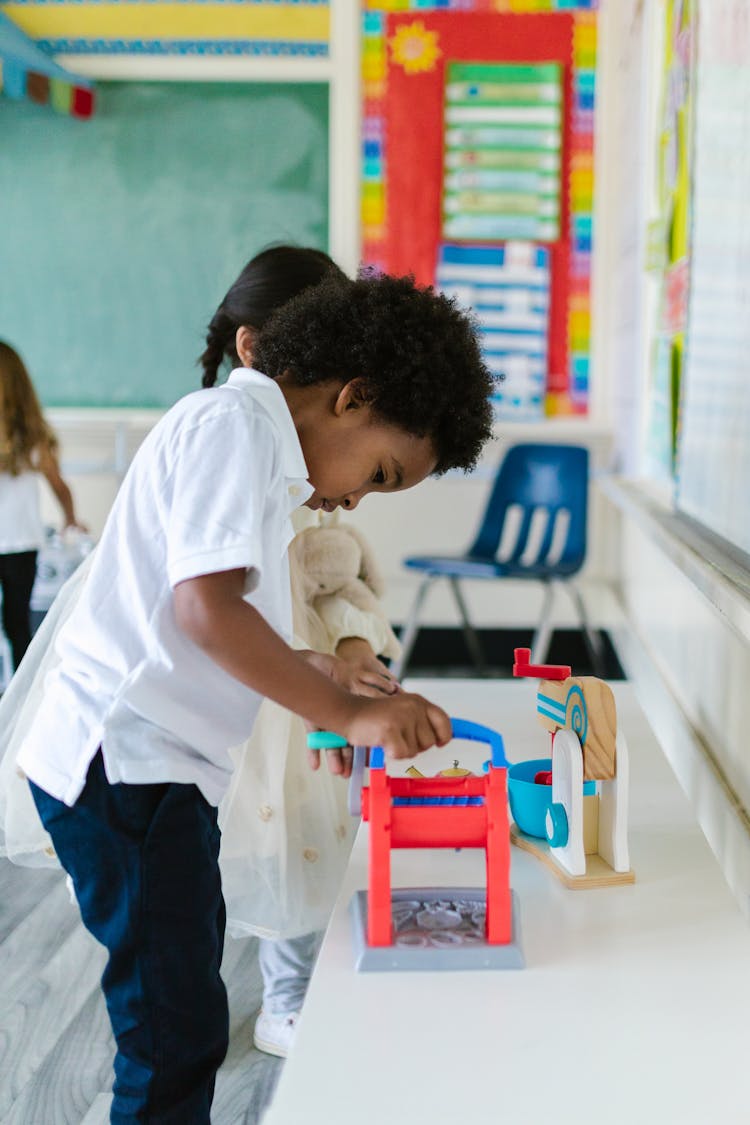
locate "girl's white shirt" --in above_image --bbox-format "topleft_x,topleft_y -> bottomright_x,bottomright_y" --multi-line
16,369 -> 313,808
0,461 -> 45,553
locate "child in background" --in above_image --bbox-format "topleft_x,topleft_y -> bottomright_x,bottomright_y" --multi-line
13,267 -> 493,1123
199,246 -> 403,1057
0,341 -> 84,670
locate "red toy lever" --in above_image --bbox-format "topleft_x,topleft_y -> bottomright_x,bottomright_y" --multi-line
512,647 -> 571,681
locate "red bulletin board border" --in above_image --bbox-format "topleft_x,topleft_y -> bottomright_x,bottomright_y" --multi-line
381,11 -> 574,399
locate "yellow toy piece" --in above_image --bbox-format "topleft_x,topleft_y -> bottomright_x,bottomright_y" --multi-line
438,760 -> 473,778
405,761 -> 473,779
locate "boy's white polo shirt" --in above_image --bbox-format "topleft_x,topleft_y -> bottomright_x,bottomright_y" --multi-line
18,369 -> 314,807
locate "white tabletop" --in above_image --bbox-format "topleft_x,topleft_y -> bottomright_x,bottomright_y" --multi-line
262,680 -> 750,1125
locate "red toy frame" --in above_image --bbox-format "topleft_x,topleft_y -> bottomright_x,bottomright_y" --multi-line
361,760 -> 512,947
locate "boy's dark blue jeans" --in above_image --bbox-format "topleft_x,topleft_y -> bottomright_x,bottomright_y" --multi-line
29,751 -> 229,1125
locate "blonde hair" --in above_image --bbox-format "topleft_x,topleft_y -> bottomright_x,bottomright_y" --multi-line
0,341 -> 58,476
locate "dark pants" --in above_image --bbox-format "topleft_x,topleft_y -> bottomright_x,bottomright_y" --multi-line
29,752 -> 229,1125
0,549 -> 37,670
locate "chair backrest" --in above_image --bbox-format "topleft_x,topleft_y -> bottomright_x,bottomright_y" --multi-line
468,443 -> 589,577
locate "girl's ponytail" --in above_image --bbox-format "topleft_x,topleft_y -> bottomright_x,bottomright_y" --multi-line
198,245 -> 346,388
199,308 -> 236,387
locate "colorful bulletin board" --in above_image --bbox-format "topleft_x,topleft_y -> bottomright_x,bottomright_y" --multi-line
644,0 -> 694,479
362,1 -> 597,417
0,1 -> 329,57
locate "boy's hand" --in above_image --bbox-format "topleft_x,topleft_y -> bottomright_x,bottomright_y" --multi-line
345,693 -> 452,761
335,636 -> 400,697
307,692 -> 452,775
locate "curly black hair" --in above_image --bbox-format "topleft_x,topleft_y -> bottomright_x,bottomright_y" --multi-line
252,272 -> 494,474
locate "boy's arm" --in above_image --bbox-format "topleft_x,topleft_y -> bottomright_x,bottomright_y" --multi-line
173,568 -> 451,760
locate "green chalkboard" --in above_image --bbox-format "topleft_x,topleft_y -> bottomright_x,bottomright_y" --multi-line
0,81 -> 329,407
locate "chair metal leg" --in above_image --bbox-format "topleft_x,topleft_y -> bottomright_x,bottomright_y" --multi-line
531,581 -> 556,666
448,577 -> 486,676
391,574 -> 434,681
568,582 -> 606,678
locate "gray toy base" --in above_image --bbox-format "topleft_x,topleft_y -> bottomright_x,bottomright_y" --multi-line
350,888 -> 524,972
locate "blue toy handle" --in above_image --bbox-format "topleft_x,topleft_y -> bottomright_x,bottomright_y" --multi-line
369,717 -> 508,771
449,718 -> 509,768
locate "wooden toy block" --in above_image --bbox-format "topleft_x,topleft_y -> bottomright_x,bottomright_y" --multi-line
582,792 -> 599,854
537,675 -> 617,780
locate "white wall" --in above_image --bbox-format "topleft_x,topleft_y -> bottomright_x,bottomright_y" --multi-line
590,0 -> 658,475
39,410 -> 158,535
344,421 -> 617,628
42,411 -> 619,632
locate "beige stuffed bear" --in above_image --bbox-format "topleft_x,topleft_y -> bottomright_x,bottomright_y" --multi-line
289,523 -> 401,661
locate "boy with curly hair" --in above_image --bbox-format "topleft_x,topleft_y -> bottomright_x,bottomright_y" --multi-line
18,271 -> 494,1124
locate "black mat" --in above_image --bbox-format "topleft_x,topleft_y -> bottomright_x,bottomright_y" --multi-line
394,627 -> 625,680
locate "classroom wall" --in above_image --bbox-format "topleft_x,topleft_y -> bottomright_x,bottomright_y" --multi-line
595,0 -> 750,906
22,3 -> 620,636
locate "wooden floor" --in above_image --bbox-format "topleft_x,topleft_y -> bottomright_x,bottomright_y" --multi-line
0,858 -> 283,1125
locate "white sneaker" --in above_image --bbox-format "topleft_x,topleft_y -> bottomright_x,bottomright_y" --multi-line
253,1009 -> 300,1058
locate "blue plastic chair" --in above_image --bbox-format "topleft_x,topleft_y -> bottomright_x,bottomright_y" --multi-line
392,443 -> 604,678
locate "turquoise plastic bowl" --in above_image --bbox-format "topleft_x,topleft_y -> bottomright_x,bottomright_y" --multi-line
508,757 -> 595,839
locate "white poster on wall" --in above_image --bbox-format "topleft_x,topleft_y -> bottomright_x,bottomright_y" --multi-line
677,0 -> 750,559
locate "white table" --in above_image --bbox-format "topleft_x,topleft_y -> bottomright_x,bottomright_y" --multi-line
262,680 -> 750,1125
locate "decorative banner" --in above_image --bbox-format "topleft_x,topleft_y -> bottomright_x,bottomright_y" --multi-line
645,0 -> 693,477
443,61 -> 562,243
0,11 -> 94,115
436,241 -> 551,421
362,2 -> 597,415
0,1 -> 330,57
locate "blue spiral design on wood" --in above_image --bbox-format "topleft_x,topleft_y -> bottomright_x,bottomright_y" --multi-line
565,684 -> 587,746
